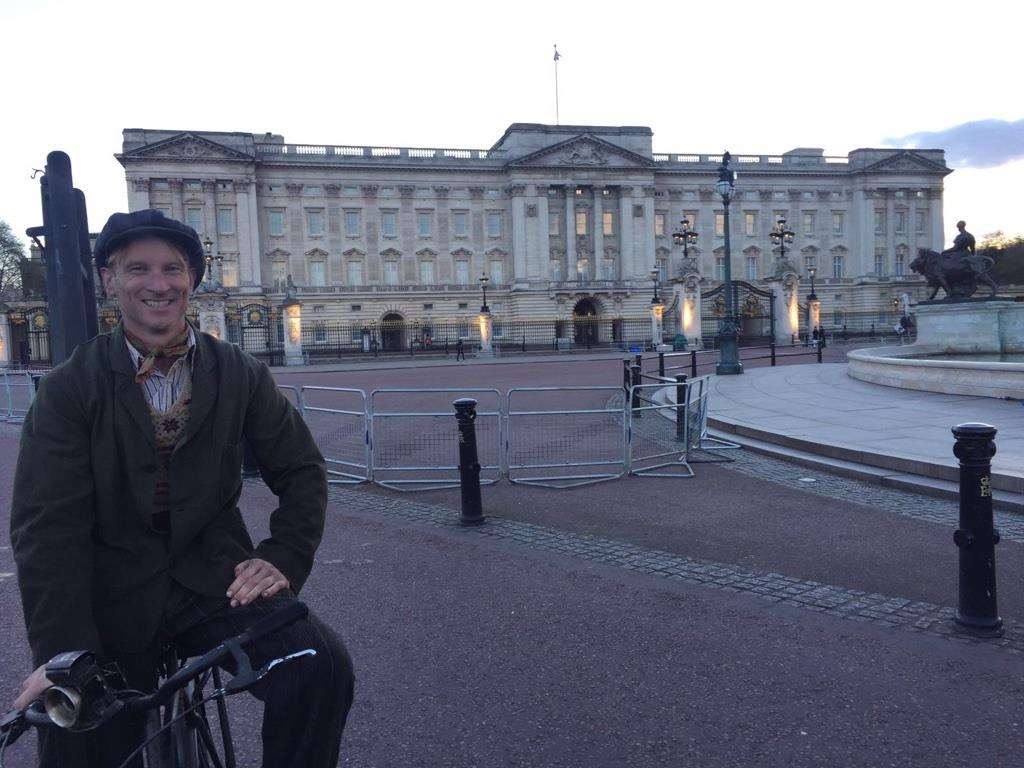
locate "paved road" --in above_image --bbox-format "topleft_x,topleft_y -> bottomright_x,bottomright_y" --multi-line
1,352 -> 1021,767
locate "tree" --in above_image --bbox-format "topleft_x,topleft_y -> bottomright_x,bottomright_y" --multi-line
0,218 -> 27,301
979,231 -> 1024,286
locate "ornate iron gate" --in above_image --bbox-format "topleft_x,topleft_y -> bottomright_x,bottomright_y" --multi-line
700,281 -> 775,345
237,303 -> 283,366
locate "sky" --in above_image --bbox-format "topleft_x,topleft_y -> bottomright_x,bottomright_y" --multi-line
2,0 -> 1022,253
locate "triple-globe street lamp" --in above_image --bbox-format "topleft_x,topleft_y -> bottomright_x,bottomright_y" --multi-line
202,236 -> 224,289
715,152 -> 743,375
672,218 -> 700,267
649,267 -> 664,348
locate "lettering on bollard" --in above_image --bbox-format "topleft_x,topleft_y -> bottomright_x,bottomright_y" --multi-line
980,476 -> 992,497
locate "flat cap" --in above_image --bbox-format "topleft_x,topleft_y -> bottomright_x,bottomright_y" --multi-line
93,209 -> 206,288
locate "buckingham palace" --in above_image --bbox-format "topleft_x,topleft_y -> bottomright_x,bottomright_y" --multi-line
106,122 -> 950,357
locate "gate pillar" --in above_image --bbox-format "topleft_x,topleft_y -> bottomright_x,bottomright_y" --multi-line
282,293 -> 305,366
0,309 -> 11,365
194,290 -> 227,341
769,272 -> 800,344
680,274 -> 702,349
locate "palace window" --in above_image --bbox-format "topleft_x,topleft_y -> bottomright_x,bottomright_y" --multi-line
381,212 -> 397,237
309,260 -> 326,287
683,212 -> 697,228
549,213 -> 561,236
452,212 -> 469,237
603,260 -> 615,279
305,186 -> 321,196
832,253 -> 844,279
490,261 -> 503,284
894,251 -> 905,277
217,207 -> 234,235
346,261 -> 363,286
803,212 -> 815,236
383,260 -> 399,285
915,211 -> 927,234
419,260 -> 435,284
417,212 -> 432,238
832,212 -> 844,236
715,254 -> 725,281
804,255 -> 817,274
575,211 -> 588,236
603,211 -> 615,236
874,251 -> 886,276
874,210 -> 885,234
455,260 -> 470,285
657,260 -> 667,283
744,212 -> 757,236
268,209 -> 285,237
306,210 -> 324,236
895,210 -> 906,234
746,256 -> 758,281
487,212 -> 503,237
271,260 -> 287,290
184,180 -> 201,190
343,186 -> 358,196
551,260 -> 563,281
715,214 -> 725,237
186,207 -> 203,234
655,213 -> 666,236
344,211 -> 360,236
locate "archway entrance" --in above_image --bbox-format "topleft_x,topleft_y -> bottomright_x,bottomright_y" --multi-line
381,312 -> 405,352
572,297 -> 599,348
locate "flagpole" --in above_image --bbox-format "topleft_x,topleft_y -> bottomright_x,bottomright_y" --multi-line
553,44 -> 560,125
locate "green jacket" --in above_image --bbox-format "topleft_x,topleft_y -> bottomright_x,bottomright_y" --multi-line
10,324 -> 326,666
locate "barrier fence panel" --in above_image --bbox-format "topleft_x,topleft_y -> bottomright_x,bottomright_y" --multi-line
370,388 -> 502,491
2,371 -> 43,422
627,381 -> 695,478
299,386 -> 370,484
506,386 -> 627,488
680,376 -> 740,453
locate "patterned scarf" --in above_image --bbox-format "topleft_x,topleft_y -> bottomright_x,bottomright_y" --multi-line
126,325 -> 192,384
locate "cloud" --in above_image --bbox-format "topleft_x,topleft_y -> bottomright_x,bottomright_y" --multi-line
885,118 -> 1024,169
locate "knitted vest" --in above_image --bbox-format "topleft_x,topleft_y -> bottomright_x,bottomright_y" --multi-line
148,373 -> 192,533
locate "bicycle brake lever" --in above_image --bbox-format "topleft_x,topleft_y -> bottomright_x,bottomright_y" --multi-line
217,649 -> 317,696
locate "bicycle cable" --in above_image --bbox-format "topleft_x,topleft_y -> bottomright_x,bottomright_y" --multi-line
113,690 -> 222,768
0,727 -> 11,768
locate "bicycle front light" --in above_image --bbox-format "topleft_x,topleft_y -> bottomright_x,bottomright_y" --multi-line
43,686 -> 82,728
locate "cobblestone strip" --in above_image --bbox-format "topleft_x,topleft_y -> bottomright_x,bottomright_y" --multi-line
324,484 -> 1024,655
619,392 -> 1024,543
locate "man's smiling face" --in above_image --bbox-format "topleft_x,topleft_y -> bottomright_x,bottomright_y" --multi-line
101,237 -> 195,344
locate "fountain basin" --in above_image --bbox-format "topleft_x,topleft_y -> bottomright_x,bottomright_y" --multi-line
848,346 -> 1024,399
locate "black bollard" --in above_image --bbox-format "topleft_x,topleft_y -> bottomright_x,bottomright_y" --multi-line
952,423 -> 1002,635
630,363 -> 642,416
658,351 -> 665,379
622,358 -> 630,392
816,340 -> 823,363
453,398 -> 485,526
674,374 -> 687,442
690,349 -> 697,379
770,341 -> 776,367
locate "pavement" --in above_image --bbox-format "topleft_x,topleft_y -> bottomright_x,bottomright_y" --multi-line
1,354 -> 1022,767
707,361 -> 1024,503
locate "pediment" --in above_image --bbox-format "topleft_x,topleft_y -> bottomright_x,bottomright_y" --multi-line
508,135 -> 655,169
266,248 -> 291,260
305,247 -> 328,259
416,248 -> 438,258
380,247 -> 402,258
860,150 -> 948,174
485,247 -> 509,258
342,247 -> 366,258
451,247 -> 473,258
122,133 -> 253,162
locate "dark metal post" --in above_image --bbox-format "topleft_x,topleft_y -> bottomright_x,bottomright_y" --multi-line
630,362 -> 642,415
658,351 -> 665,379
453,398 -> 485,526
770,341 -> 776,367
634,352 -> 643,371
952,423 -> 1001,635
74,189 -> 99,339
816,340 -> 822,363
622,358 -> 630,392
690,349 -> 697,379
674,374 -> 687,442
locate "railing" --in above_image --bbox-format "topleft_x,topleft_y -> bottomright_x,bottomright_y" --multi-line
255,144 -> 502,161
652,153 -> 849,167
290,283 -> 509,295
626,341 -> 825,385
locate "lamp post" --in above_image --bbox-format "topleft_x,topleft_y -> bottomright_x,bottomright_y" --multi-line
768,217 -> 795,266
715,152 -> 743,375
202,236 -> 224,288
479,272 -> 490,314
650,267 -> 665,348
477,272 -> 494,356
672,218 -> 700,269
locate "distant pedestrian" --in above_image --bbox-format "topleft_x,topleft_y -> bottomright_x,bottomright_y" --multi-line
456,337 -> 465,361
812,327 -> 820,344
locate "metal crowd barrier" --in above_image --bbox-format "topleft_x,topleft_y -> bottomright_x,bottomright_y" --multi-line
299,386 -> 370,485
506,386 -> 627,488
2,370 -> 46,423
628,381 -> 695,477
370,388 -> 503,491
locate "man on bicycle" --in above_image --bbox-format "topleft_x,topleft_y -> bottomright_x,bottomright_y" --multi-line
10,209 -> 354,767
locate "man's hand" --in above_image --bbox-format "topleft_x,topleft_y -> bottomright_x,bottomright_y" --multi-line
227,559 -> 289,607
13,664 -> 52,710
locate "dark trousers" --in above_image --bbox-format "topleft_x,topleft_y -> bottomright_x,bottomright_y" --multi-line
38,592 -> 354,768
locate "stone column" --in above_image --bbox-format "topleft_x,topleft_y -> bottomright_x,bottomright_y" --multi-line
859,188 -> 875,279
592,186 -> 604,279
536,187 -> 550,280
246,179 -> 262,289
235,179 -> 255,287
885,189 -> 895,277
908,190 -> 918,258
564,185 -> 576,278
203,180 -> 219,256
195,291 -> 227,341
129,178 -> 151,212
929,188 -> 944,252
282,297 -> 304,366
509,185 -> 527,288
0,310 -> 11,365
618,186 -> 634,281
169,179 -> 184,221
642,187 -> 657,280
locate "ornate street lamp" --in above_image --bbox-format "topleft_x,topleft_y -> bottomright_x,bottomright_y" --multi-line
672,218 -> 700,270
479,272 -> 490,314
650,267 -> 665,348
808,265 -> 818,301
202,236 -> 224,288
714,152 -> 743,375
768,217 -> 796,263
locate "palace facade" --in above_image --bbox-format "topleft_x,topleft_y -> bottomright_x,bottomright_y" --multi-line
115,122 -> 949,338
